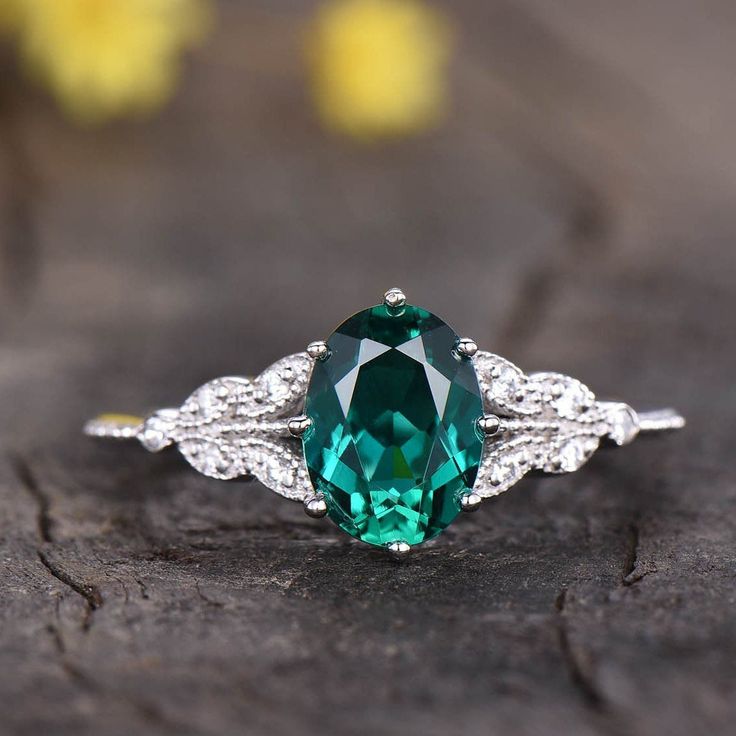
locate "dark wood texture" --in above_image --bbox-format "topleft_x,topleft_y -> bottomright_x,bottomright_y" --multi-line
1,2 -> 734,735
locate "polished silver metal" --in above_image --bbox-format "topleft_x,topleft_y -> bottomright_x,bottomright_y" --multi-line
477,414 -> 501,436
304,493 -> 328,518
637,409 -> 686,432
387,541 -> 412,558
455,337 -> 478,358
460,492 -> 482,512
287,415 -> 313,438
307,340 -> 329,361
84,290 -> 686,550
383,287 -> 406,308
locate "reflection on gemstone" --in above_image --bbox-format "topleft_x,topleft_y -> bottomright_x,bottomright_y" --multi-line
303,303 -> 483,547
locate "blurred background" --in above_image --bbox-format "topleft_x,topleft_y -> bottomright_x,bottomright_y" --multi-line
0,2 -> 734,735
0,0 -> 732,434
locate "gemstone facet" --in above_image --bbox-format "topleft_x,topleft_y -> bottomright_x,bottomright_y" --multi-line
303,303 -> 484,547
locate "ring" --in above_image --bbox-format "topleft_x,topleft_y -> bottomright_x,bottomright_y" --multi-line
85,287 -> 685,556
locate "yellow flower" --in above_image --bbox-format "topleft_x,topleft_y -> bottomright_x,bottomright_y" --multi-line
307,0 -> 452,140
11,0 -> 210,124
0,0 -> 21,31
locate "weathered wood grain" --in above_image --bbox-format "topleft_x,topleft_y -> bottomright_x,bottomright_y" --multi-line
0,2 -> 734,735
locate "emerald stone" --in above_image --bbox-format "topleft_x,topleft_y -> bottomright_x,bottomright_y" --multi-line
303,303 -> 483,547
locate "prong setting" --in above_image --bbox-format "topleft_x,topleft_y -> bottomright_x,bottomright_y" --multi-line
287,415 -> 313,438
383,287 -> 406,309
460,492 -> 482,512
387,540 -> 412,558
304,493 -> 328,518
477,414 -> 501,436
455,337 -> 478,358
307,340 -> 330,361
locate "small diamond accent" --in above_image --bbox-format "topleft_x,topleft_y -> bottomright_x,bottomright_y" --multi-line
137,354 -> 313,497
473,351 -> 640,497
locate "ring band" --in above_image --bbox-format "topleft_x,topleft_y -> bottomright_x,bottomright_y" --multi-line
85,288 -> 684,555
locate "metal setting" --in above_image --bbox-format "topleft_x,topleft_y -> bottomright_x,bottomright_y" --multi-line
477,414 -> 501,436
287,415 -> 313,438
455,337 -> 478,358
84,288 -> 685,553
307,341 -> 330,361
304,494 -> 328,518
383,287 -> 406,309
387,541 -> 412,558
460,492 -> 482,512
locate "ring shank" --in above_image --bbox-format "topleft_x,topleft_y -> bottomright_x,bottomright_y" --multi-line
637,408 -> 686,433
84,414 -> 144,439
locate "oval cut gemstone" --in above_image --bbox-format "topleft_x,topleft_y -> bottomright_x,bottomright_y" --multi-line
303,303 -> 483,547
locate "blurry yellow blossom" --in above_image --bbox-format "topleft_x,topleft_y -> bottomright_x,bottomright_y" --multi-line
307,0 -> 452,140
10,0 -> 210,124
0,0 -> 21,31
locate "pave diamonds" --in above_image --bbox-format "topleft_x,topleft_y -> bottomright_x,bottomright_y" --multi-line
136,354 -> 314,499
253,354 -> 313,414
472,351 -> 639,497
531,372 -> 595,419
474,352 -> 528,415
303,303 -> 484,547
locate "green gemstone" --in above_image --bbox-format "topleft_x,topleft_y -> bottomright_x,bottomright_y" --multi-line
303,303 -> 483,547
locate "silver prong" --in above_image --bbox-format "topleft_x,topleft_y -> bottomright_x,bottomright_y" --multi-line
304,494 -> 328,518
287,415 -> 313,438
455,337 -> 478,358
383,287 -> 406,309
477,414 -> 501,436
460,492 -> 482,512
387,540 -> 411,558
307,340 -> 329,361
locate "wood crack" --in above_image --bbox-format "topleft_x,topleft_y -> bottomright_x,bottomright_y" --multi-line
9,451 -> 54,543
46,595 -> 100,691
621,521 -> 656,586
621,522 -> 639,585
554,588 -> 607,712
195,579 -> 225,608
13,448 -> 104,638
38,551 -> 104,631
45,591 -> 191,733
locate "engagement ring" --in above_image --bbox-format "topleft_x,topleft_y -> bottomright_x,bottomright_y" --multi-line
85,288 -> 685,555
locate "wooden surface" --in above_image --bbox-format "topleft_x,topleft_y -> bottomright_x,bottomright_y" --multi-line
1,2 -> 735,735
